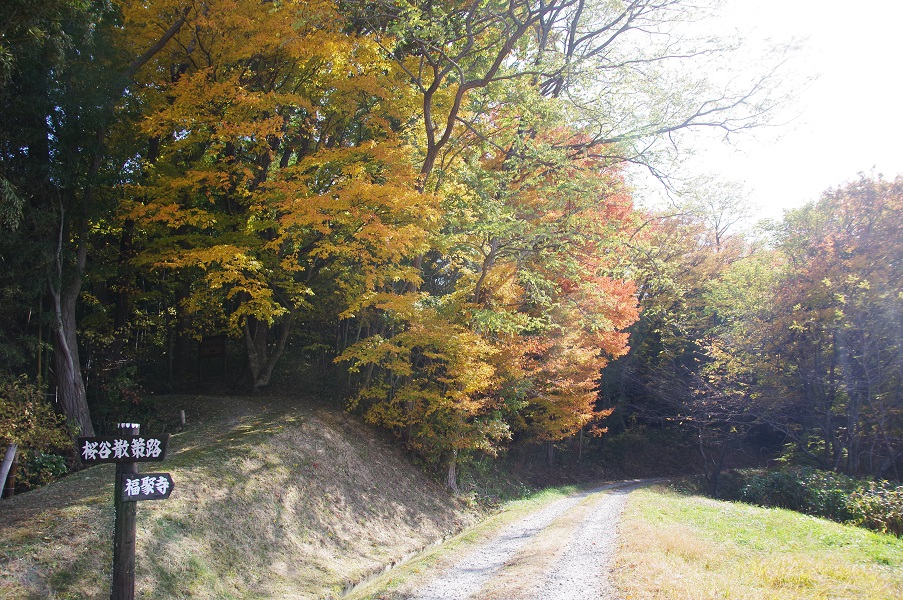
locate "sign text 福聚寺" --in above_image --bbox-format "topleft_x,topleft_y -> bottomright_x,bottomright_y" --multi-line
120,472 -> 174,501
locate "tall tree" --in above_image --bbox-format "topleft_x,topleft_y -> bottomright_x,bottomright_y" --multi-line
336,0 -> 788,486
120,0 -> 431,389
0,0 -> 193,435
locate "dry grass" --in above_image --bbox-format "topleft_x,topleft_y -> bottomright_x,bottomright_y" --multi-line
0,395 -> 483,599
614,485 -> 903,600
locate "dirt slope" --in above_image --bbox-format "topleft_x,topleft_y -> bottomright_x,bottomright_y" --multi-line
0,395 -> 482,599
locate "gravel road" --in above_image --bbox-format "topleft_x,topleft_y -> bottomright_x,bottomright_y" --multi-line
407,480 -> 644,600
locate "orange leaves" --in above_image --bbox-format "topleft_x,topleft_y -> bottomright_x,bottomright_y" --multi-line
119,0 -> 427,344
265,142 -> 437,300
511,267 -> 637,442
517,329 -> 610,442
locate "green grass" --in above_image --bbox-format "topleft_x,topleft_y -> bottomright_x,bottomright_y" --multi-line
614,485 -> 903,599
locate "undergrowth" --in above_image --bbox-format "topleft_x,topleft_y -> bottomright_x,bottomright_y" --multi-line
695,467 -> 903,537
0,376 -> 73,491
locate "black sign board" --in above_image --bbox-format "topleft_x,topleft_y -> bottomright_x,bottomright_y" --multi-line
78,434 -> 169,464
121,473 -> 174,501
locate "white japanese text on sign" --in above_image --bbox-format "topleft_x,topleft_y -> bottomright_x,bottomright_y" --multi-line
120,473 -> 174,501
78,435 -> 169,463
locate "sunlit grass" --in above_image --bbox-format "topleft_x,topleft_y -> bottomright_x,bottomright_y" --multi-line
614,485 -> 903,599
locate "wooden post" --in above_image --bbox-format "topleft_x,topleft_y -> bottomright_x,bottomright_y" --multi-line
2,453 -> 18,498
1,445 -> 18,499
179,410 -> 186,431
111,424 -> 139,600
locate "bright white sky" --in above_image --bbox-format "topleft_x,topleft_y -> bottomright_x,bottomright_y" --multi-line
635,0 -> 903,220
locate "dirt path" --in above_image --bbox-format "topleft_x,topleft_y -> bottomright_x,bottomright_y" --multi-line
406,480 -> 645,600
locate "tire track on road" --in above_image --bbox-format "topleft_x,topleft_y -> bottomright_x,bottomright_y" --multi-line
409,480 -> 646,600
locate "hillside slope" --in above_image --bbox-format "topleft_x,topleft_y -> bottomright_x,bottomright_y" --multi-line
0,395 -> 482,599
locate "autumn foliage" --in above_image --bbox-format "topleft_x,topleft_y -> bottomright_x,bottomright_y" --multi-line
17,0 -> 639,483
6,0 -> 868,491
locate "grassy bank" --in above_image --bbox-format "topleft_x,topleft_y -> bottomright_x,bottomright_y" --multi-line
0,395 -> 484,599
614,484 -> 903,599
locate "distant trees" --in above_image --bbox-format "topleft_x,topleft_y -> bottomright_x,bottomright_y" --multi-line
746,176 -> 903,478
613,175 -> 903,483
598,177 -> 758,488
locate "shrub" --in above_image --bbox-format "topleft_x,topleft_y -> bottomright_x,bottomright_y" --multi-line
714,468 -> 753,501
706,466 -> 902,537
797,468 -> 858,522
20,452 -> 69,489
740,469 -> 807,510
0,376 -> 74,490
848,483 -> 903,537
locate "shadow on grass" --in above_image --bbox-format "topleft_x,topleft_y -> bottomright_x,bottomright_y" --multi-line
1,395 -> 479,600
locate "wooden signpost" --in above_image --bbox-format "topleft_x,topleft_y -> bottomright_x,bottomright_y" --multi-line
79,423 -> 175,600
78,434 -> 169,464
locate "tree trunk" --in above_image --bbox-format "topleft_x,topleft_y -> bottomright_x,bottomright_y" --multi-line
472,239 -> 498,304
243,311 -> 294,389
50,282 -> 94,436
578,427 -> 584,462
709,440 -> 729,499
446,450 -> 458,494
0,445 -> 17,498
173,303 -> 192,381
49,205 -> 94,437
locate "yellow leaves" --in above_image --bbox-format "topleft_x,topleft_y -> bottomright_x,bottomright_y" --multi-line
263,141 -> 438,297
155,243 -> 252,273
118,0 -> 431,350
122,199 -> 217,229
142,68 -> 292,151
340,291 -> 422,320
339,334 -> 413,377
339,302 -> 503,448
156,242 -> 314,333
